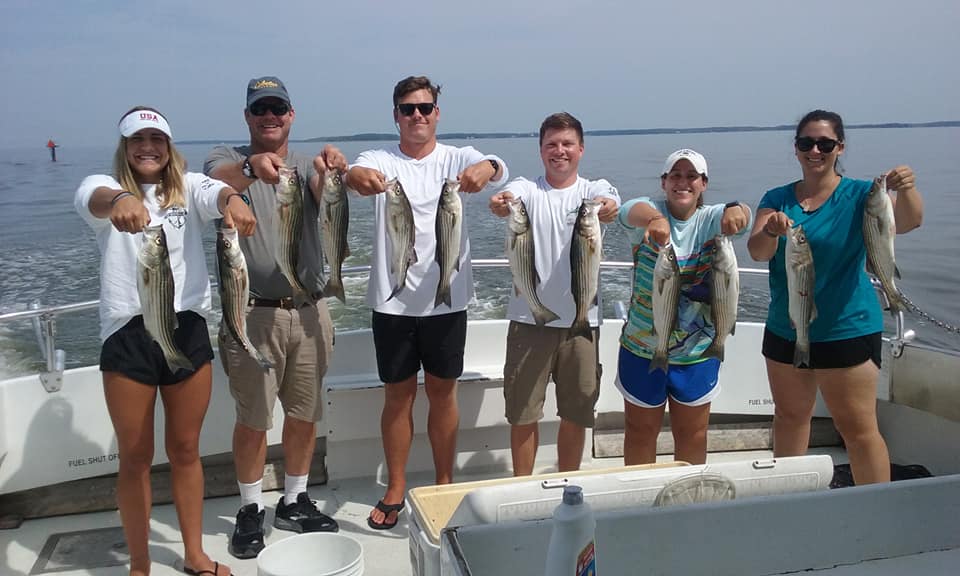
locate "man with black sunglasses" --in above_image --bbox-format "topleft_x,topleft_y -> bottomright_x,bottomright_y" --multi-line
346,75 -> 509,530
203,76 -> 348,558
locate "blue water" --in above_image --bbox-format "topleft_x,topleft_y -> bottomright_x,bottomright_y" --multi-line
1,128 -> 958,376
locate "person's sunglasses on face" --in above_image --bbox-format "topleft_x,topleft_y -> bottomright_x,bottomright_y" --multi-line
396,103 -> 436,116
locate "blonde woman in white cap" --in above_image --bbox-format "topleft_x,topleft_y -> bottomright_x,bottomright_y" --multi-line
75,106 -> 254,576
614,149 -> 752,466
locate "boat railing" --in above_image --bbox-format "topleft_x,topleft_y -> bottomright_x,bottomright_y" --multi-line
0,262 -> 917,393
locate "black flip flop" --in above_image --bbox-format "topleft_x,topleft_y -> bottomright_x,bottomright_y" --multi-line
367,499 -> 405,530
183,560 -> 231,576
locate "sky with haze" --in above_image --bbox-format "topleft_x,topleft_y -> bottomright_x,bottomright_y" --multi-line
2,0 -> 957,147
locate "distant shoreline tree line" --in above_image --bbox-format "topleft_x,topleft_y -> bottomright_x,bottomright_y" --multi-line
177,120 -> 960,145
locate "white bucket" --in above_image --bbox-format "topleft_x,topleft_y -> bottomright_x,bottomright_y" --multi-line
257,533 -> 363,576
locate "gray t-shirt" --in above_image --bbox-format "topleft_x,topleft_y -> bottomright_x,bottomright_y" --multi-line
204,145 -> 326,299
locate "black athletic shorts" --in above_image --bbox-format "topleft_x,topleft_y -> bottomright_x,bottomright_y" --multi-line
100,311 -> 214,386
761,329 -> 882,370
371,310 -> 467,383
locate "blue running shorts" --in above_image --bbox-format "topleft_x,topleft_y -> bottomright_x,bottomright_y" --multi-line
615,346 -> 721,408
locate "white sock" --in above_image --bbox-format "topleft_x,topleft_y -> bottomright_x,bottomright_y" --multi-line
238,479 -> 264,512
284,474 -> 309,506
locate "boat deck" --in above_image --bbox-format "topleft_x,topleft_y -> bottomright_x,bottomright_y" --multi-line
1,448 -> 844,576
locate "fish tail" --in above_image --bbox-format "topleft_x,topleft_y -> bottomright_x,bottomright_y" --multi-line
166,349 -> 195,374
387,283 -> 404,302
648,351 -> 669,374
292,286 -> 314,308
793,343 -> 810,369
704,340 -> 725,362
888,291 -> 905,314
532,306 -> 561,327
570,318 -> 593,341
252,349 -> 273,371
434,282 -> 451,309
324,279 -> 346,304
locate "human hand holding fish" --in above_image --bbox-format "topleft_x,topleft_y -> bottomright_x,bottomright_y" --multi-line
221,192 -> 257,237
249,152 -> 286,185
884,165 -> 916,193
345,166 -> 387,196
457,159 -> 496,193
883,165 -> 924,233
313,144 -> 349,175
489,191 -> 515,217
720,202 -> 749,235
596,197 -> 619,223
109,189 -> 151,234
643,214 -> 671,247
763,211 -> 793,238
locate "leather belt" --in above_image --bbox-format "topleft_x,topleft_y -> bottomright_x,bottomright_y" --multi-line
249,293 -> 322,310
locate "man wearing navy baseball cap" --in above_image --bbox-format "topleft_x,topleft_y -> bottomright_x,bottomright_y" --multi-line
246,76 -> 291,108
203,77 -> 347,558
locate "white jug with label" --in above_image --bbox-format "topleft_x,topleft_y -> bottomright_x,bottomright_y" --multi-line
544,485 -> 596,576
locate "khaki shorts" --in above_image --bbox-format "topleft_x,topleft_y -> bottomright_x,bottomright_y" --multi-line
219,299 -> 334,430
503,321 -> 601,427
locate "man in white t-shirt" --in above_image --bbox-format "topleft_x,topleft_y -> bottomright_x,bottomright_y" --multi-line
347,75 -> 509,529
489,112 -> 620,476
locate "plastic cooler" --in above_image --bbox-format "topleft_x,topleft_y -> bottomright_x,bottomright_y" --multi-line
408,455 -> 833,576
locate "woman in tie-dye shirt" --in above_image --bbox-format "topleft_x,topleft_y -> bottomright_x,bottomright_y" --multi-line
615,149 -> 752,465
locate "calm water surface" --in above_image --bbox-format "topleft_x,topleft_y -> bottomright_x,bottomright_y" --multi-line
1,128 -> 957,376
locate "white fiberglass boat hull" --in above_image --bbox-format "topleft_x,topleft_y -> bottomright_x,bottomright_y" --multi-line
0,320 -> 790,495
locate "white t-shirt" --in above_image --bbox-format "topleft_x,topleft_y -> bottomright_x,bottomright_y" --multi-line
504,175 -> 621,327
74,172 -> 226,341
353,143 -> 508,315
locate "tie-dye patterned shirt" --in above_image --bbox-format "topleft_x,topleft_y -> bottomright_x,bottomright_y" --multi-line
617,198 -> 752,364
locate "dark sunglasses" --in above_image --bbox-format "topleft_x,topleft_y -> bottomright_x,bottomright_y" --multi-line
396,102 -> 436,116
249,102 -> 290,116
795,136 -> 839,153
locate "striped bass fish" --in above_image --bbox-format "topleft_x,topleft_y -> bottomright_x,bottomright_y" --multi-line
320,170 -> 350,304
570,199 -> 602,340
786,225 -> 817,368
137,225 -> 193,373
863,175 -> 905,313
385,178 -> 417,301
275,166 -> 311,305
649,243 -> 681,373
506,198 -> 559,326
704,235 -> 740,362
434,179 -> 463,308
217,225 -> 271,370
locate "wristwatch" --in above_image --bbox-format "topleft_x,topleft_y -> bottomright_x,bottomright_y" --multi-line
487,158 -> 499,176
724,201 -> 740,210
241,157 -> 256,179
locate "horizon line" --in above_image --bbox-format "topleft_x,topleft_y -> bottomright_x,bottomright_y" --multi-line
172,119 -> 960,145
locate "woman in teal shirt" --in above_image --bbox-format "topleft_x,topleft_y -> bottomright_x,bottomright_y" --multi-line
748,110 -> 924,485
